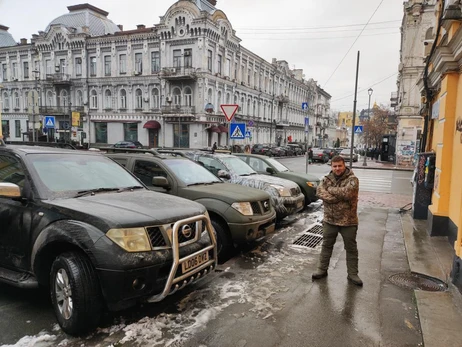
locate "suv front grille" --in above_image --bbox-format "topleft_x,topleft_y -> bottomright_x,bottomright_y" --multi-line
261,199 -> 271,213
250,199 -> 271,215
250,202 -> 261,214
177,222 -> 199,244
147,227 -> 168,248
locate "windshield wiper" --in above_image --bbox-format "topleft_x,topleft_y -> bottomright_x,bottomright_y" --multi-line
117,185 -> 145,193
74,187 -> 120,198
187,181 -> 220,186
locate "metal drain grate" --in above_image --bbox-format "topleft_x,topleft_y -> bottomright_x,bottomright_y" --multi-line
293,233 -> 323,248
307,224 -> 323,235
388,272 -> 448,292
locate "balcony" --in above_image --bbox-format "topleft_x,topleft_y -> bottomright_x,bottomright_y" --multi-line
161,105 -> 196,114
275,94 -> 289,104
45,73 -> 72,86
160,67 -> 197,80
390,92 -> 398,108
39,106 -> 68,114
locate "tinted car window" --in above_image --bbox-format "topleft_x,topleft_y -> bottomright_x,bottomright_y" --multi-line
0,154 -> 25,188
134,160 -> 168,186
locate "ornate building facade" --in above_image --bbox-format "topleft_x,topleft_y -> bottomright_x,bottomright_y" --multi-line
0,0 -> 331,148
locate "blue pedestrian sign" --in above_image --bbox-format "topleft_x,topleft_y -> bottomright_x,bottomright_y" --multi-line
44,116 -> 55,129
230,123 -> 246,139
354,125 -> 363,134
245,130 -> 251,138
304,117 -> 310,133
302,102 -> 308,110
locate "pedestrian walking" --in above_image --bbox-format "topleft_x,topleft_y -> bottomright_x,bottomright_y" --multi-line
312,155 -> 363,286
308,147 -> 313,164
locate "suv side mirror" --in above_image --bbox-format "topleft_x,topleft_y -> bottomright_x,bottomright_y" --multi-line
266,167 -> 275,174
217,170 -> 231,179
152,176 -> 170,189
0,182 -> 21,198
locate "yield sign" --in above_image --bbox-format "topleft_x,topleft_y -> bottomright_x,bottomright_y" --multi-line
220,104 -> 239,122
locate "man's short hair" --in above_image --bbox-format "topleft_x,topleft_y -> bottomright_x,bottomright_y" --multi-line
331,155 -> 345,163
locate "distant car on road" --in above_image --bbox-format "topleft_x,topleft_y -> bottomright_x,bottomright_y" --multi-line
113,141 -> 143,148
339,148 -> 359,162
311,148 -> 329,163
235,153 -> 320,206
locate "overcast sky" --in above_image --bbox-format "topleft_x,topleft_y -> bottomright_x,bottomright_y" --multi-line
0,0 -> 403,112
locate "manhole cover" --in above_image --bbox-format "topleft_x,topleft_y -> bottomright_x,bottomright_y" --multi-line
388,272 -> 448,292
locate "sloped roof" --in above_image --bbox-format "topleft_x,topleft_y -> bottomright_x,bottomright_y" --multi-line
45,3 -> 120,36
0,25 -> 16,47
195,0 -> 216,13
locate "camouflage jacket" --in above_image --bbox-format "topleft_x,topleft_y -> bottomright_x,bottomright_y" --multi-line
316,168 -> 359,226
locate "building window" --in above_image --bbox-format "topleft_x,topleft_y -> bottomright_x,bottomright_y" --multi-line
2,92 -> 9,109
151,88 -> 160,109
2,120 -> 9,138
135,89 -> 143,109
59,59 -> 66,74
184,49 -> 192,68
207,50 -> 212,72
14,92 -> 19,109
173,123 -> 189,148
24,91 -> 29,111
76,90 -> 83,106
173,50 -> 181,69
2,64 -> 7,81
95,122 -> 107,143
119,54 -> 126,74
120,89 -> 127,109
248,69 -> 251,85
135,53 -> 142,74
123,123 -> 138,141
90,90 -> 98,109
23,62 -> 29,79
226,58 -> 231,77
184,87 -> 192,107
90,57 -> 97,76
172,88 -> 181,106
75,57 -> 82,76
234,62 -> 237,80
151,51 -> 160,73
15,120 -> 20,137
46,60 -> 52,75
217,54 -> 222,75
104,89 -> 112,109
47,91 -> 53,106
104,56 -> 111,76
12,63 -> 18,79
60,90 -> 68,108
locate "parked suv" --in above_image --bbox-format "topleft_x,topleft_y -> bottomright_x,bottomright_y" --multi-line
104,148 -> 276,260
186,151 -> 305,220
0,143 -> 216,335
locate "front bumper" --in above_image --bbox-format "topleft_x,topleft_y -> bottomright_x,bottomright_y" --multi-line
228,210 -> 277,243
278,193 -> 305,218
95,215 -> 217,311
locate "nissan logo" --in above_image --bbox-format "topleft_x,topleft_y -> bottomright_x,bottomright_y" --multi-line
263,201 -> 269,209
181,224 -> 193,238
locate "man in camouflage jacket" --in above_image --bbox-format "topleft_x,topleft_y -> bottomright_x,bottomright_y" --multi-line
312,155 -> 362,286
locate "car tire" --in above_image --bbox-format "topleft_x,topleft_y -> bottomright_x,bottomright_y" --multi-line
211,219 -> 234,262
50,251 -> 102,335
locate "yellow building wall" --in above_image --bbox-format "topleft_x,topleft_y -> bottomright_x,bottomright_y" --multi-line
338,112 -> 353,128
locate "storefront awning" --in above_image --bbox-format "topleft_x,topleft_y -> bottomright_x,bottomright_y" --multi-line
206,126 -> 221,133
143,120 -> 161,129
218,125 -> 228,133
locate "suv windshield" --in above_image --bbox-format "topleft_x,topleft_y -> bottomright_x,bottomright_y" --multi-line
164,159 -> 222,185
221,157 -> 256,176
26,153 -> 143,199
266,158 -> 290,172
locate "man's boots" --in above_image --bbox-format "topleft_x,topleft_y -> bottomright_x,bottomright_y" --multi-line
346,257 -> 363,286
312,269 -> 328,280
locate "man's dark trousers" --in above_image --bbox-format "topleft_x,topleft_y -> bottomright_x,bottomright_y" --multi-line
317,222 -> 359,275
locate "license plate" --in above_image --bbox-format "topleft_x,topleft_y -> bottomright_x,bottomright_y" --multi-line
182,251 -> 209,273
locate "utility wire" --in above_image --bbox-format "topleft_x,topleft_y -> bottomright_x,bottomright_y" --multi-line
236,19 -> 401,31
323,0 -> 386,88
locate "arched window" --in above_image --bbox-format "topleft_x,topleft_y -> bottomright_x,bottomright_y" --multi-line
14,92 -> 19,109
3,92 -> 9,109
76,90 -> 83,106
104,89 -> 112,109
24,91 -> 29,111
120,89 -> 126,109
207,88 -> 213,103
47,91 -> 54,107
135,89 -> 143,109
226,93 -> 231,104
151,88 -> 160,109
60,90 -> 68,108
184,87 -> 192,107
217,91 -> 222,107
241,97 -> 245,114
172,88 -> 181,106
253,100 -> 256,116
247,99 -> 251,115
90,90 -> 98,109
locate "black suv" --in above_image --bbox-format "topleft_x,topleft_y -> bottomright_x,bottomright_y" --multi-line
0,143 -> 216,335
104,148 -> 276,260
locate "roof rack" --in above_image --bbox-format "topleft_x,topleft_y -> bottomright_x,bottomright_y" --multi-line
100,147 -> 162,156
156,149 -> 188,157
197,148 -> 232,154
4,141 -> 76,149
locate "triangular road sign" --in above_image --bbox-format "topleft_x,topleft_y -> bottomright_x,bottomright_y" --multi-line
46,118 -> 54,127
231,125 -> 244,138
220,104 -> 239,122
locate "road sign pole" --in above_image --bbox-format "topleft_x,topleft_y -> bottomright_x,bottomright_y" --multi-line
350,51 -> 360,169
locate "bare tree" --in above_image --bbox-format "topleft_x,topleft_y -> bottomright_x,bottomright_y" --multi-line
363,105 -> 397,148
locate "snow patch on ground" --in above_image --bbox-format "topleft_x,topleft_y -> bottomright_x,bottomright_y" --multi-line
1,332 -> 57,347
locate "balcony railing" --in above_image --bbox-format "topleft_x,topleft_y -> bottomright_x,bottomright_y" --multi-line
275,94 -> 289,103
161,105 -> 196,114
160,67 -> 197,80
45,73 -> 72,85
39,106 -> 68,114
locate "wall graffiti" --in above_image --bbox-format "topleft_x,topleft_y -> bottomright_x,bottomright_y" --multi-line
397,140 -> 416,166
456,117 -> 462,144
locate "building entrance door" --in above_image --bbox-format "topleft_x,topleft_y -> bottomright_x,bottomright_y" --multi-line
148,129 -> 159,148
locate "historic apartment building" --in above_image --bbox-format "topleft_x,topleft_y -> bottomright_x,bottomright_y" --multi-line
391,0 -> 436,165
0,0 -> 331,148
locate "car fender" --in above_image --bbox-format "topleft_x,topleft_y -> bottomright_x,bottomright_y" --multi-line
193,198 -> 231,220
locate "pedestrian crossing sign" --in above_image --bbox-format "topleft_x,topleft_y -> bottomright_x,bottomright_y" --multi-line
230,123 -> 246,139
354,125 -> 363,134
44,116 -> 56,129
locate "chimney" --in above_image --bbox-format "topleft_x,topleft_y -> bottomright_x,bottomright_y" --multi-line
208,0 -> 217,5
137,24 -> 146,30
117,24 -> 123,31
0,25 -> 9,31
20,38 -> 27,45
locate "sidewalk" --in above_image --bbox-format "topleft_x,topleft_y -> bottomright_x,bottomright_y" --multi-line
352,158 -> 414,171
401,212 -> 462,347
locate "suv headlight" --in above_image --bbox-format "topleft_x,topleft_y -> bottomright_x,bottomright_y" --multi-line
107,227 -> 151,252
231,202 -> 254,216
270,184 -> 291,197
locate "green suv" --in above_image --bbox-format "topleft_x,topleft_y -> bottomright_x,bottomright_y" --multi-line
104,149 -> 276,260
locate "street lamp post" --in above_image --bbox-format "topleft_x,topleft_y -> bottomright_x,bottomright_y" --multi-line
362,87 -> 373,167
